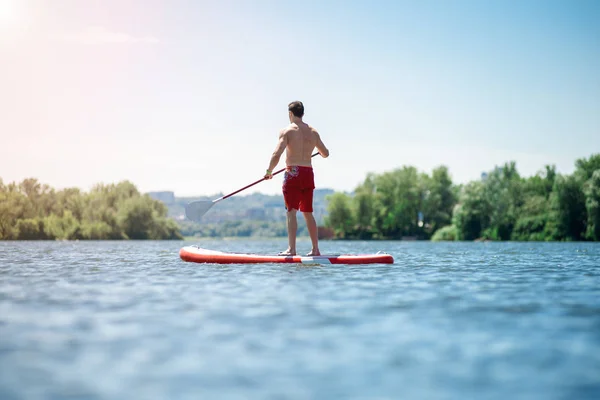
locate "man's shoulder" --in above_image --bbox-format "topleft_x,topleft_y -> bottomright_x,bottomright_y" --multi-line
281,124 -> 299,133
295,122 -> 317,134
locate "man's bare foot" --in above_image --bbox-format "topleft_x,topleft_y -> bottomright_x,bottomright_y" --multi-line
278,249 -> 296,256
306,250 -> 321,256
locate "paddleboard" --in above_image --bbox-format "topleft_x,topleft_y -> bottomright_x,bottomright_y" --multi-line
179,246 -> 394,265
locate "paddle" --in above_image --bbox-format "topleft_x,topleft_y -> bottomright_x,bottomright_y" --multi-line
185,152 -> 320,221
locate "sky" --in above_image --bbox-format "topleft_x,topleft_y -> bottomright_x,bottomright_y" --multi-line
1,0 -> 599,196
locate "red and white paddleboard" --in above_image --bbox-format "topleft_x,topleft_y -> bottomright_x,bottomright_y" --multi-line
179,246 -> 394,265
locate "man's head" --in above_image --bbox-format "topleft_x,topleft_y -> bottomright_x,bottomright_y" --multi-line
288,101 -> 304,121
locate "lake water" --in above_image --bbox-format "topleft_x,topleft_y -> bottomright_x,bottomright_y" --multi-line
0,240 -> 599,400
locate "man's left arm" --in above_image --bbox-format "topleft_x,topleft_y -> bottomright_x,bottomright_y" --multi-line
265,130 -> 287,179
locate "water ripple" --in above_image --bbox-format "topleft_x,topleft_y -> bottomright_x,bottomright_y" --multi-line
0,240 -> 599,400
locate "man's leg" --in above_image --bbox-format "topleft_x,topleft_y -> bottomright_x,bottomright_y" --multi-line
303,212 -> 320,256
281,184 -> 299,255
281,209 -> 298,255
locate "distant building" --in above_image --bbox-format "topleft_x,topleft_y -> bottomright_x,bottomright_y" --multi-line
147,191 -> 175,204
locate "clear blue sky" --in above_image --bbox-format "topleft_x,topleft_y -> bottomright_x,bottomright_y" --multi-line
1,0 -> 598,196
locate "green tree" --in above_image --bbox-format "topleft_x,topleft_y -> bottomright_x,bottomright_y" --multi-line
15,219 -> 45,240
584,170 -> 600,241
57,188 -> 85,221
352,192 -> 376,239
511,195 -> 550,241
118,196 -> 156,239
547,175 -> 586,241
352,174 -> 377,239
453,181 -> 491,240
422,166 -> 456,235
575,153 -> 600,181
0,190 -> 29,240
522,165 -> 556,200
81,221 -> 114,240
371,167 -> 421,238
325,192 -> 355,238
43,211 -> 81,240
480,162 -> 523,240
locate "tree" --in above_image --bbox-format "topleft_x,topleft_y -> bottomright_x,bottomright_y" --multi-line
57,188 -> 85,220
453,181 -> 491,240
523,165 -> 556,199
81,221 -> 114,240
16,219 -> 45,240
547,175 -> 586,241
511,195 -> 550,241
584,170 -> 600,241
0,190 -> 28,240
371,167 -> 421,238
118,196 -> 156,240
480,162 -> 523,240
352,174 -> 377,239
422,166 -> 456,235
325,193 -> 355,238
575,153 -> 600,181
353,192 -> 376,239
43,211 -> 81,240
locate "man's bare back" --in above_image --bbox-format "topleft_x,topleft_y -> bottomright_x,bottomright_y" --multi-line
284,122 -> 317,166
268,122 -> 329,169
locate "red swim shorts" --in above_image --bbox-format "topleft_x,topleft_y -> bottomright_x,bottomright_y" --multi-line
282,166 -> 315,212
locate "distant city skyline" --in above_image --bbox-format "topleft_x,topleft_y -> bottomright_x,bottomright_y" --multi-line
1,0 -> 598,196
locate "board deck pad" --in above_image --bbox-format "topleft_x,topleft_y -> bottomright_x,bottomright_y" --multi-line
180,246 -> 394,265
275,253 -> 341,257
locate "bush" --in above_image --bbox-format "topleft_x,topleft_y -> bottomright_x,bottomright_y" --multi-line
81,221 -> 114,240
511,215 -> 548,241
16,218 -> 43,240
43,211 -> 81,240
431,225 -> 458,241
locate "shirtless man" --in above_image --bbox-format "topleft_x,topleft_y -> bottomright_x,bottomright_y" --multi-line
264,101 -> 329,256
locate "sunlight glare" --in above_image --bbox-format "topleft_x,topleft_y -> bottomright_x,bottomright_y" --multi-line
0,0 -> 18,24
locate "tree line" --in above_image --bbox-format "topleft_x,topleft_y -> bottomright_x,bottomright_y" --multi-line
324,154 -> 600,241
3,153 -> 598,242
0,179 -> 182,240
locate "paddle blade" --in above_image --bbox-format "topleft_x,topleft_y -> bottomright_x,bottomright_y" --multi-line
185,200 -> 215,221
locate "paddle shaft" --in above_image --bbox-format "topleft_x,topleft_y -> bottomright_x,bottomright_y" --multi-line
217,152 -> 320,201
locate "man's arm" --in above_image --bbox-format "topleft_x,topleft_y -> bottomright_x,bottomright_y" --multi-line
264,130 -> 287,179
315,131 -> 329,158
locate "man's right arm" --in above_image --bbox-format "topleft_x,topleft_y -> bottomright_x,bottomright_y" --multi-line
315,131 -> 329,158
265,130 -> 288,178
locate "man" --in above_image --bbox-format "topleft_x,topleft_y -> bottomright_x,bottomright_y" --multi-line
264,101 -> 329,256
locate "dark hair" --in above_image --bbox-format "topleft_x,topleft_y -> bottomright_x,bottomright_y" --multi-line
288,101 -> 304,118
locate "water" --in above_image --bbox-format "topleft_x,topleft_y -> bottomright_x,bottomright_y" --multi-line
0,240 -> 599,400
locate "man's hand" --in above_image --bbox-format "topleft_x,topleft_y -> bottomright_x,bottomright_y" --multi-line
264,170 -> 273,180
